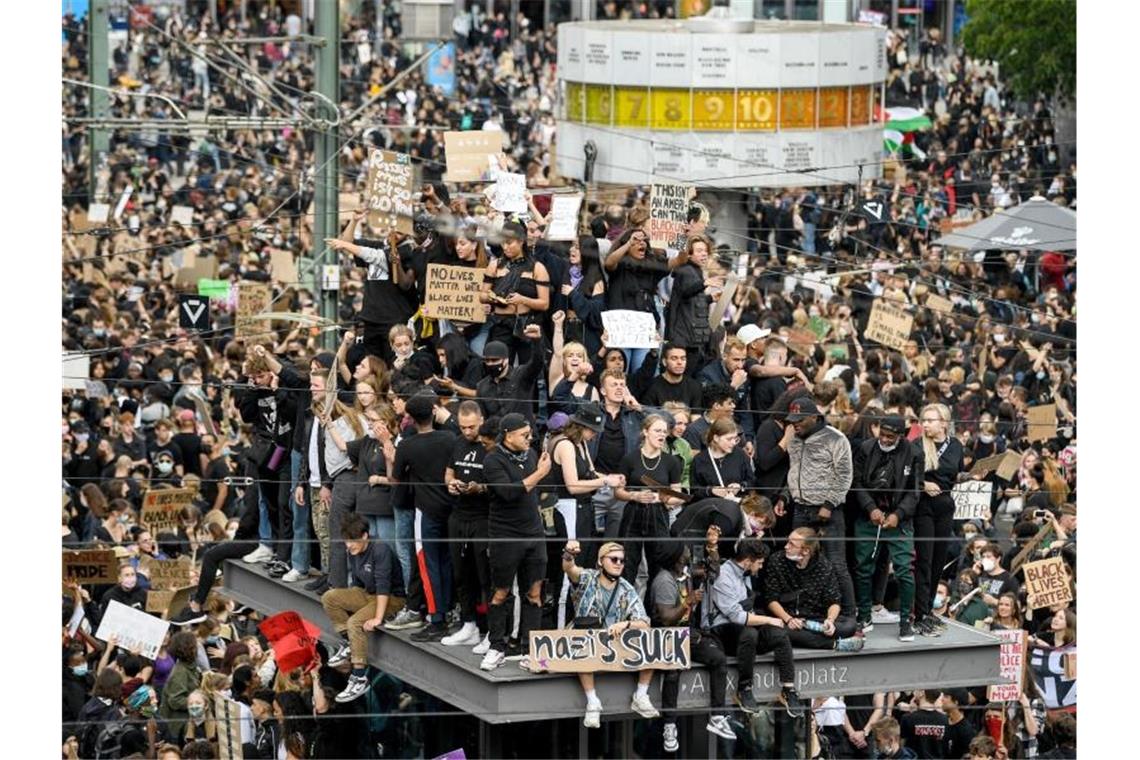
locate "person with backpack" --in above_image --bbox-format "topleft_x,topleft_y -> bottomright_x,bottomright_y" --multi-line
76,669 -> 124,759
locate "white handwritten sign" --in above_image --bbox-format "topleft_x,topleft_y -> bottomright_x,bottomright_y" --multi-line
952,481 -> 993,521
546,194 -> 583,241
648,182 -> 691,251
489,170 -> 527,214
528,627 -> 691,673
602,309 -> 660,349
988,628 -> 1026,701
95,600 -> 171,660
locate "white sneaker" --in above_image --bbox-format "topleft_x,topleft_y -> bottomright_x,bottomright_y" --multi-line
706,714 -> 737,740
630,692 -> 660,718
335,674 -> 370,703
584,699 -> 602,729
663,722 -> 679,752
872,607 -> 901,624
242,544 -> 274,564
441,622 -> 482,647
327,643 -> 351,667
472,633 -> 491,656
479,648 -> 506,671
281,568 -> 306,583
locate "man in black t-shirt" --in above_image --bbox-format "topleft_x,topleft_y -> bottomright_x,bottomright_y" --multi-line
392,392 -> 457,642
641,343 -> 703,410
899,690 -> 949,759
149,419 -> 184,480
441,401 -> 492,648
940,689 -> 977,759
975,543 -> 1020,608
480,414 -> 552,671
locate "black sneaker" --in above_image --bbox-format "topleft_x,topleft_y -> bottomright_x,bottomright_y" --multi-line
735,689 -> 760,715
926,614 -> 948,631
916,617 -> 941,637
266,560 -> 290,579
898,619 -> 916,642
780,686 -> 807,719
410,623 -> 448,643
856,617 -> 873,634
304,574 -> 329,592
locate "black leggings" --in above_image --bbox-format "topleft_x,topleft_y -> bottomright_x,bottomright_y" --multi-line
913,493 -> 955,618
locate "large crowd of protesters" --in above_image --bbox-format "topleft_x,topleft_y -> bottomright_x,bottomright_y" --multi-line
61,2 -> 1075,758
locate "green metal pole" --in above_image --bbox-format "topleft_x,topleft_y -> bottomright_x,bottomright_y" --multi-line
314,0 -> 341,349
88,0 -> 110,200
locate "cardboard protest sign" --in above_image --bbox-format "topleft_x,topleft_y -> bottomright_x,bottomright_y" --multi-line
489,171 -> 527,214
951,481 -> 993,521
62,549 -> 119,585
1023,557 -> 1073,610
235,281 -> 272,339
970,450 -> 1022,481
174,251 -> 218,289
528,627 -> 691,673
1010,524 -> 1054,573
708,273 -> 740,329
785,327 -> 818,358
96,600 -> 170,660
545,194 -> 583,241
864,299 -> 914,351
647,182 -> 691,251
1026,404 -> 1058,443
925,293 -> 954,315
140,488 -> 197,536
364,150 -> 414,234
422,264 -> 486,323
163,584 -> 197,621
268,248 -> 298,286
988,628 -> 1026,701
140,557 -> 194,591
443,131 -> 503,183
602,310 -> 660,349
146,590 -> 175,615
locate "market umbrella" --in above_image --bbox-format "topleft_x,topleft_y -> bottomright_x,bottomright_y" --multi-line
936,198 -> 1076,252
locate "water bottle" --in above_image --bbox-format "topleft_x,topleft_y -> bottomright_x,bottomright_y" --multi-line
804,619 -> 826,633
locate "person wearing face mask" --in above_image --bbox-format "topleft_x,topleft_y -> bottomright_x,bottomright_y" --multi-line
765,528 -> 865,652
932,580 -> 952,621
99,563 -> 147,622
973,543 -> 1020,610
473,331 -> 545,421
949,570 -> 991,627
149,419 -> 185,481
870,717 -> 918,759
158,631 -> 203,739
851,415 -> 922,640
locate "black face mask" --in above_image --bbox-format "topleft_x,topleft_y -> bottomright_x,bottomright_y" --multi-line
484,361 -> 506,378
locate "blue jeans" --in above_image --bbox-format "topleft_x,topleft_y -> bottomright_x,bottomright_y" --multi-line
623,347 -> 652,376
288,451 -> 310,573
368,515 -> 396,552
257,490 -> 271,545
802,222 -> 817,254
467,321 -> 491,357
394,506 -> 415,588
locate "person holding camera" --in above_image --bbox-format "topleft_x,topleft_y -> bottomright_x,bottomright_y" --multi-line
560,540 -> 659,728
764,527 -> 866,652
481,220 -> 550,365
652,541 -> 736,750
705,538 -> 807,717
851,415 -> 922,640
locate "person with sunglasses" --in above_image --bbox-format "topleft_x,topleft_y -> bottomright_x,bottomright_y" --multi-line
560,540 -> 659,729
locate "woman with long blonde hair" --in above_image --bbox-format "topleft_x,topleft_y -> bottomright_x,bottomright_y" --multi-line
912,403 -> 965,637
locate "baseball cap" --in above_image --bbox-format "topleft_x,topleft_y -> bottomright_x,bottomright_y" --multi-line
785,397 -> 820,422
880,415 -> 907,435
499,413 -> 529,436
483,341 -> 510,360
736,324 -> 771,348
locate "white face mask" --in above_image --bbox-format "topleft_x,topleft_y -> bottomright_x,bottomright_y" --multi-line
878,441 -> 899,453
981,558 -> 997,572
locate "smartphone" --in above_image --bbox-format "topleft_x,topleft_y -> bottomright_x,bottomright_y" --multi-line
1033,509 -> 1050,519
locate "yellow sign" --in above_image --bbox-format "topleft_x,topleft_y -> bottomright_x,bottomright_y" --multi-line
819,87 -> 849,128
851,85 -> 872,125
651,88 -> 691,131
692,90 -> 735,131
585,84 -> 613,126
614,87 -> 650,128
780,88 -> 817,130
565,82 -> 584,123
735,89 -> 777,131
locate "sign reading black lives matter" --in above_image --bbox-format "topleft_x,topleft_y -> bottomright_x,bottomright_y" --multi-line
365,150 -> 414,235
528,627 -> 691,673
648,182 -> 691,251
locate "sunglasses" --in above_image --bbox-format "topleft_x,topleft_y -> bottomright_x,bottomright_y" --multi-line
605,556 -> 625,565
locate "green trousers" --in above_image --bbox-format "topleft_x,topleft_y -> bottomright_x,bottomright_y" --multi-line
853,517 -> 916,622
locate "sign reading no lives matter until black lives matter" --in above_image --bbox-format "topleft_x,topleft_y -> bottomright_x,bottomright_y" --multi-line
422,264 -> 486,323
528,627 -> 691,673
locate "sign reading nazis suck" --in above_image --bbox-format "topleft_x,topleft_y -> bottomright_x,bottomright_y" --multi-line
528,627 -> 691,672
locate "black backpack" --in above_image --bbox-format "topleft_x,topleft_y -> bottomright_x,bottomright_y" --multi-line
92,721 -> 131,759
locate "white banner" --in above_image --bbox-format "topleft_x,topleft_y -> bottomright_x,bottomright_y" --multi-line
602,310 -> 660,349
546,194 -> 583,241
952,481 -> 994,521
96,600 -> 171,661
